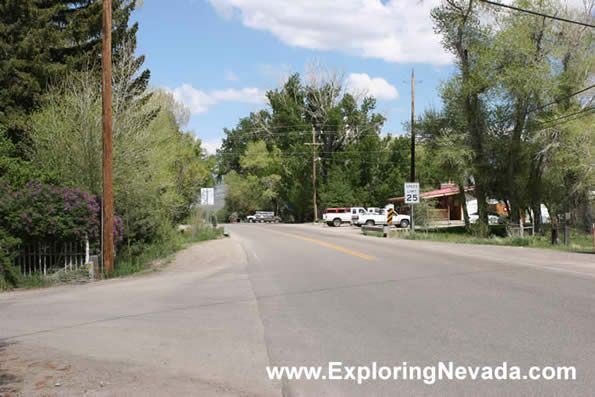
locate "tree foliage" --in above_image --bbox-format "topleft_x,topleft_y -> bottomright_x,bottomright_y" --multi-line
27,44 -> 213,249
0,0 -> 147,150
219,73 -> 410,221
426,0 -> 594,235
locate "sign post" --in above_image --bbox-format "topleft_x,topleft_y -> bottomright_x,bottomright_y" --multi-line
404,183 -> 420,232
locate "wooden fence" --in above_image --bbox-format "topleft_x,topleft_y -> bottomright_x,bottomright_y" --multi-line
426,209 -> 450,221
15,240 -> 90,276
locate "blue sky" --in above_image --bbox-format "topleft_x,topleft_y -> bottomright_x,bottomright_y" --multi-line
133,0 -> 459,153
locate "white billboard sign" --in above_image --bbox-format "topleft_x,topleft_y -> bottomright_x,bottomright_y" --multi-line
200,188 -> 215,206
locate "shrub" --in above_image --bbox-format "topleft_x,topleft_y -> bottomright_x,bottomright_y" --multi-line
0,227 -> 21,289
0,180 -> 122,243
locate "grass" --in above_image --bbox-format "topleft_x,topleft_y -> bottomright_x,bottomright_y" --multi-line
3,266 -> 93,291
111,225 -> 224,278
391,226 -> 594,254
363,231 -> 386,238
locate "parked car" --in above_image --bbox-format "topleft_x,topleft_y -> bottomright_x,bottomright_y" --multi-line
469,212 -> 499,225
358,208 -> 411,228
247,211 -> 281,223
323,208 -> 352,227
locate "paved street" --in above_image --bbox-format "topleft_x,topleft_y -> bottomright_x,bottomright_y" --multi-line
1,224 -> 594,396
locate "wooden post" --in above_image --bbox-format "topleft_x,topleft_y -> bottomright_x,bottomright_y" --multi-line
312,127 -> 317,222
102,0 -> 114,274
564,211 -> 570,246
305,127 -> 321,222
410,69 -> 415,184
410,69 -> 416,233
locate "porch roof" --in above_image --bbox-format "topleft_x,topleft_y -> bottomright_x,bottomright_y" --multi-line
388,185 -> 475,202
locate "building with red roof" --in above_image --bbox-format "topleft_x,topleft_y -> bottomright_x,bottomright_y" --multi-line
388,182 -> 476,222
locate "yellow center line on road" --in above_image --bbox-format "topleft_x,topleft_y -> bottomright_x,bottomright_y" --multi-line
263,229 -> 377,261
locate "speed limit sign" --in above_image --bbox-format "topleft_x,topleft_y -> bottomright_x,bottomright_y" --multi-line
404,183 -> 420,204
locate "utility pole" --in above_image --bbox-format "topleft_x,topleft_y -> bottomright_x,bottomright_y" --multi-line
102,0 -> 114,275
305,127 -> 321,221
410,69 -> 416,183
410,69 -> 416,232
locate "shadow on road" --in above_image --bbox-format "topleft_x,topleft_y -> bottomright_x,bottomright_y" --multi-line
0,340 -> 21,396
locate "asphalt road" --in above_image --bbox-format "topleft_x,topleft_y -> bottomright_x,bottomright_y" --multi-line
1,224 -> 594,396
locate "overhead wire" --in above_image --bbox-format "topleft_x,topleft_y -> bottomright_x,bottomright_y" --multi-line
525,84 -> 595,116
478,0 -> 595,28
529,106 -> 595,131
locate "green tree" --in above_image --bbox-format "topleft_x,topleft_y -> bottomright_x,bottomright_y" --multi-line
28,46 -> 211,249
224,141 -> 282,217
0,0 -> 148,152
0,0 -> 62,148
219,72 -> 396,221
431,0 -> 495,236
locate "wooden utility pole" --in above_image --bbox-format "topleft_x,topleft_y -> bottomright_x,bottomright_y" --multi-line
102,0 -> 114,274
305,127 -> 321,221
410,69 -> 415,183
410,69 -> 416,232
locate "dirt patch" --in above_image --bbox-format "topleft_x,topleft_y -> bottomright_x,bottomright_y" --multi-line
0,343 -> 252,396
0,341 -> 24,396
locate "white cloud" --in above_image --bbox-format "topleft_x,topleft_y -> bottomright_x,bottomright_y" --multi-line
345,73 -> 399,100
172,84 -> 215,115
208,0 -> 591,65
201,138 -> 222,155
211,88 -> 267,103
225,71 -> 239,81
171,84 -> 267,114
207,0 -> 451,64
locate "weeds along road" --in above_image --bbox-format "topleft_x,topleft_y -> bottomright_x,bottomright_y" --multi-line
1,223 -> 594,396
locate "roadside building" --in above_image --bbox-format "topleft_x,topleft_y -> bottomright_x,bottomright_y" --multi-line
389,182 -> 550,225
388,182 -> 475,223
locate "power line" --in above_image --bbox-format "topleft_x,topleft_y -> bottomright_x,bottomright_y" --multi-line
530,106 -> 595,131
217,150 -> 409,156
222,126 -> 386,136
221,123 -> 382,132
224,133 -> 392,142
479,0 -> 595,28
526,84 -> 595,115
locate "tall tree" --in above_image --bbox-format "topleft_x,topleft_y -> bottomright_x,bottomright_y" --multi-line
432,0 -> 495,235
0,0 -> 149,153
0,0 -> 62,149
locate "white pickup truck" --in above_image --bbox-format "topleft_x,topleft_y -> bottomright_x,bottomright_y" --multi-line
323,208 -> 352,227
358,208 -> 411,228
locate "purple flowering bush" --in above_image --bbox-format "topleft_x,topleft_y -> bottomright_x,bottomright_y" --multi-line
0,181 -> 122,243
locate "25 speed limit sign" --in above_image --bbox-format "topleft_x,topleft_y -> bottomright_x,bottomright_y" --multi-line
404,183 -> 420,204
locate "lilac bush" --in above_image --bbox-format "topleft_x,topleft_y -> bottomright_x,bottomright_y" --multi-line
0,181 -> 122,243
